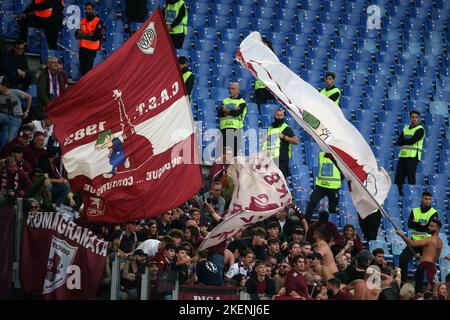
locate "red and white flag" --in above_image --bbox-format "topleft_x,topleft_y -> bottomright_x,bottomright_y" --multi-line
237,32 -> 391,219
199,152 -> 292,251
47,9 -> 202,222
20,212 -> 108,299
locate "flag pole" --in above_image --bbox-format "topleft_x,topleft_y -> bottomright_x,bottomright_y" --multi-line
285,111 -> 419,256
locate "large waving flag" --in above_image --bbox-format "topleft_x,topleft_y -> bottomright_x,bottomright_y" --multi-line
47,9 -> 202,222
237,32 -> 391,219
199,152 -> 292,251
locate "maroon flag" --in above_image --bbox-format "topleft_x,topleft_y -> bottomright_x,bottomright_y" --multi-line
20,212 -> 108,299
47,8 -> 202,222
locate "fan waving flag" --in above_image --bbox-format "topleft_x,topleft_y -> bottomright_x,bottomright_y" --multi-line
199,152 -> 292,251
237,32 -> 391,219
47,8 -> 202,222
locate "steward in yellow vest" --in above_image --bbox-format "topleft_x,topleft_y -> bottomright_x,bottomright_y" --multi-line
262,109 -> 299,177
398,191 -> 438,282
164,0 -> 188,49
75,3 -> 103,76
394,109 -> 425,196
319,72 -> 341,105
305,152 -> 343,223
218,82 -> 247,156
178,56 -> 195,99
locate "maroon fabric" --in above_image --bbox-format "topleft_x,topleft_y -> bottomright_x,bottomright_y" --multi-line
285,269 -> 310,299
0,205 -> 15,299
335,233 -> 364,254
256,279 -> 267,294
20,212 -> 108,299
179,285 -> 239,300
420,261 -> 437,288
0,167 -> 32,196
331,290 -> 354,300
23,142 -> 46,169
47,8 -> 202,223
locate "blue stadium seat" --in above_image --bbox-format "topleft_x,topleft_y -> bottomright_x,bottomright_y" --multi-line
229,16 -> 252,30
276,8 -> 297,21
196,26 -> 218,40
221,28 -> 241,41
232,5 -> 253,18
211,3 -> 232,16
252,18 -> 272,32
211,87 -> 228,101
214,52 -> 235,65
209,15 -> 229,29
273,20 -> 294,33
279,0 -> 299,9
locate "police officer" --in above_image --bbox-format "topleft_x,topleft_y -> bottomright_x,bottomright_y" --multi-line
218,82 -> 247,157
18,0 -> 64,50
75,3 -> 103,76
178,56 -> 195,99
394,109 -> 425,196
399,191 -> 438,282
262,109 -> 299,178
305,152 -> 342,223
164,0 -> 188,49
319,72 -> 341,105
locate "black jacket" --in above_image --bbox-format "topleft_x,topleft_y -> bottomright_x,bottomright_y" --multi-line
245,274 -> 276,300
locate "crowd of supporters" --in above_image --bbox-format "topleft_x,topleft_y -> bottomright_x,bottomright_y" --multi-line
0,0 -> 449,301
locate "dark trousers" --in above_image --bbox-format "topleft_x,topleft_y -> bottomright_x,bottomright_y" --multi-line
255,88 -> 274,112
358,210 -> 382,241
279,159 -> 291,178
170,33 -> 185,49
414,262 -> 437,293
394,157 -> 419,195
79,47 -> 97,76
305,185 -> 339,223
19,15 -> 62,50
399,245 -> 422,282
219,128 -> 243,157
125,0 -> 148,22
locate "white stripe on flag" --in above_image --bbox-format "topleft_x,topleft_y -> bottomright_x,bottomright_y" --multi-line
237,32 -> 391,218
63,95 -> 193,179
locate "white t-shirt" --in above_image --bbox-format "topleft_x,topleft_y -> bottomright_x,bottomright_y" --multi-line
136,239 -> 161,258
225,262 -> 252,279
32,120 -> 54,147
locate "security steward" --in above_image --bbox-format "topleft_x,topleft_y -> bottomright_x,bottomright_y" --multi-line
218,82 -> 247,157
164,0 -> 188,49
75,2 -> 103,76
399,191 -> 438,283
305,152 -> 343,223
262,109 -> 299,178
394,109 -> 425,196
178,56 -> 195,100
319,72 -> 341,106
18,0 -> 64,50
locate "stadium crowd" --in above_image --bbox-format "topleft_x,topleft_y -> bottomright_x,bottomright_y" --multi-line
0,0 -> 449,300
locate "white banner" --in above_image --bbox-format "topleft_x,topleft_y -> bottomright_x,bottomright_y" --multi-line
199,152 -> 292,251
237,32 -> 391,219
